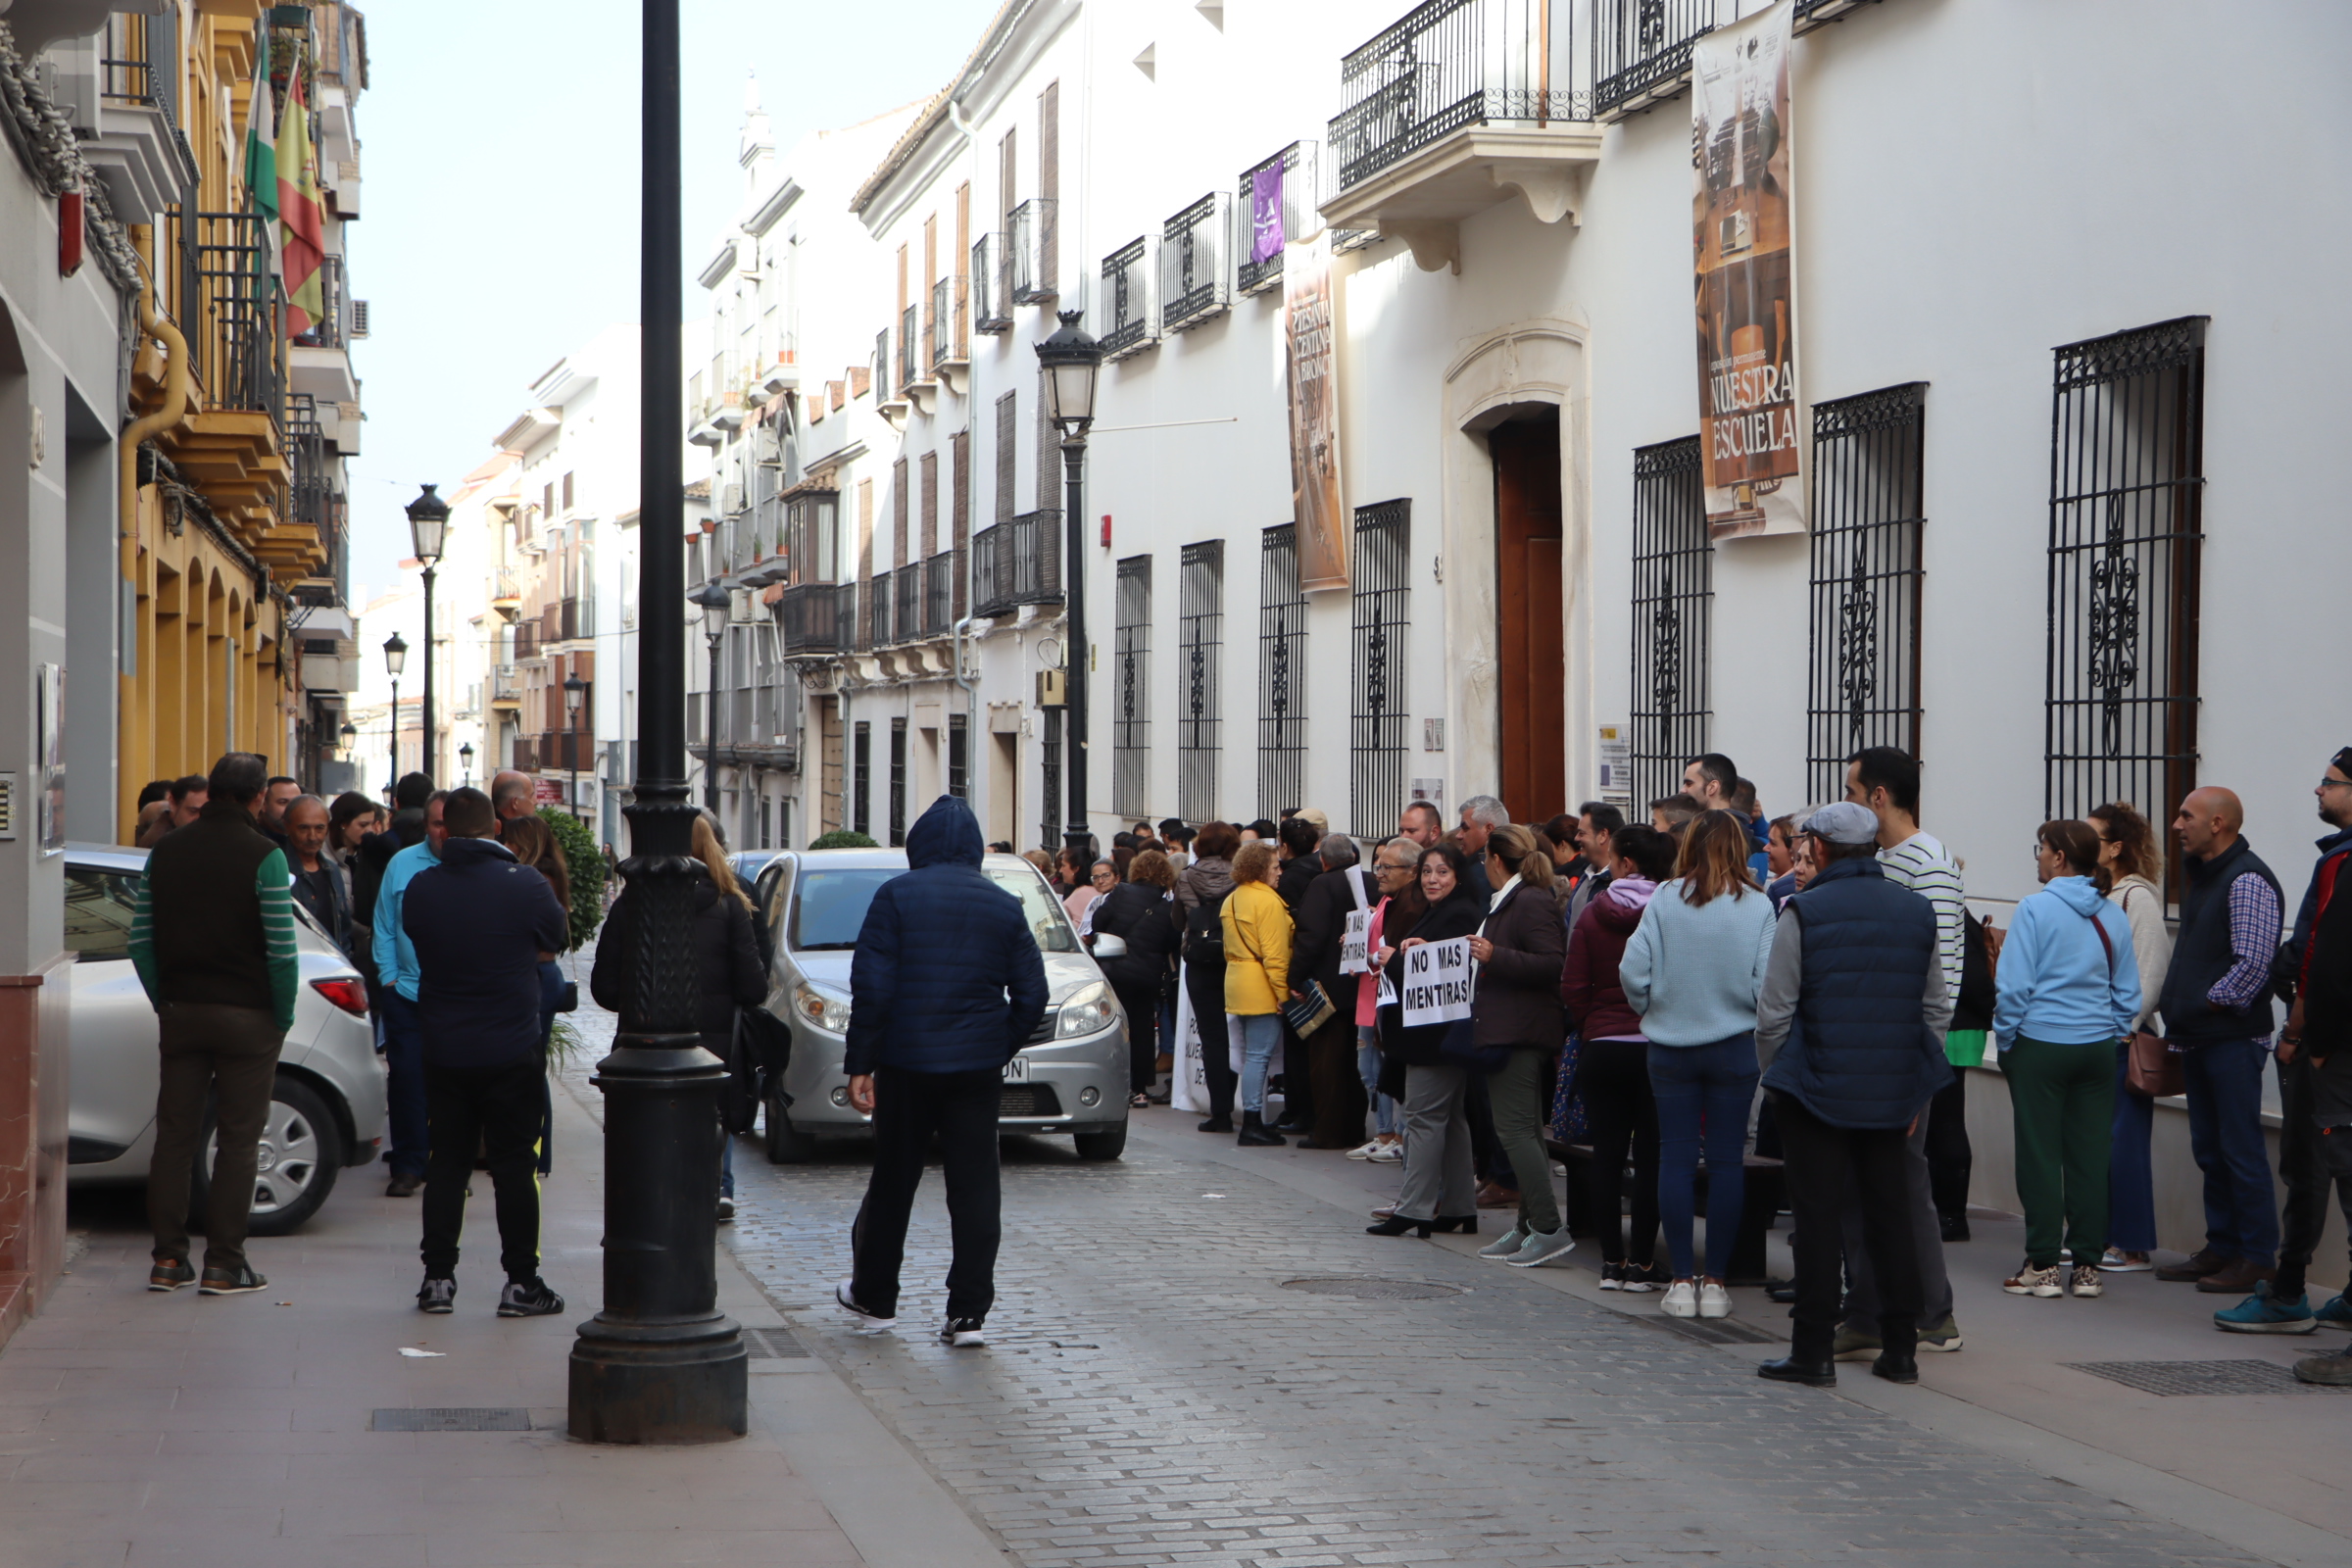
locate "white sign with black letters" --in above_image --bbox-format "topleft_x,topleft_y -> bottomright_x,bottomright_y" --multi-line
1399,937 -> 1476,1028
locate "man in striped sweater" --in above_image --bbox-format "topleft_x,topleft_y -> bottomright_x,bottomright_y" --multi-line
128,753 -> 301,1297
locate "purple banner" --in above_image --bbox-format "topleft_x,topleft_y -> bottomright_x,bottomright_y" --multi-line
1250,162 -> 1285,265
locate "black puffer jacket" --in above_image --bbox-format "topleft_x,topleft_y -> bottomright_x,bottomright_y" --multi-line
1089,880 -> 1182,999
591,866 -> 767,1050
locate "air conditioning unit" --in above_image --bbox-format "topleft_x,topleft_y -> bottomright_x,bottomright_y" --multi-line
727,588 -> 765,625
350,299 -> 370,338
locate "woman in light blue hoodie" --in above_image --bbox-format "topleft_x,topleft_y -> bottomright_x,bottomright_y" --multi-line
1620,810 -> 1778,1319
1992,820 -> 2143,1301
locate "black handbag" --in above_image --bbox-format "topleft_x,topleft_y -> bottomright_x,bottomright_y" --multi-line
719,1011 -> 761,1135
554,980 -> 579,1014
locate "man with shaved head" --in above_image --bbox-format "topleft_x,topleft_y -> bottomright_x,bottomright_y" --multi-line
490,770 -> 536,836
2156,786 -> 2285,1297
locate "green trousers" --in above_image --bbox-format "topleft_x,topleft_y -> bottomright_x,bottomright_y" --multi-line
2005,1035 -> 2116,1268
1486,1047 -> 1563,1236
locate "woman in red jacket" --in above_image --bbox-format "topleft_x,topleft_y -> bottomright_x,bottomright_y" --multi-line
1561,824 -> 1678,1290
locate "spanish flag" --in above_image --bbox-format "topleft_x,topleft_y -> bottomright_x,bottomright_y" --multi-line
276,70 -> 327,337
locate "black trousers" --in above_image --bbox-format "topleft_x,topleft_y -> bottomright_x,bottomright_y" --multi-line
1772,1091 -> 1920,1363
851,1065 -> 1002,1322
2276,1054 -> 2352,1300
1924,1064 -> 1972,1223
1578,1038 -> 1660,1265
1113,984 -> 1160,1094
420,1058 -> 547,1283
1188,963 -> 1236,1120
1279,1016 -> 1314,1126
148,1002 -> 284,1273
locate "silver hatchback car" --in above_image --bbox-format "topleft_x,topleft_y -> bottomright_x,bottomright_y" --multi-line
743,848 -> 1130,1162
63,844 -> 389,1233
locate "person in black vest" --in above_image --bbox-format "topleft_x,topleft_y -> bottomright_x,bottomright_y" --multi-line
1753,803 -> 1952,1388
402,787 -> 569,1318
2155,788 -> 2284,1298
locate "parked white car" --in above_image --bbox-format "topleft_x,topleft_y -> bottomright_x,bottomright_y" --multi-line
63,844 -> 389,1233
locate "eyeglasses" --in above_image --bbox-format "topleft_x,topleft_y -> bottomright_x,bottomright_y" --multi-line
2321,777 -> 2352,791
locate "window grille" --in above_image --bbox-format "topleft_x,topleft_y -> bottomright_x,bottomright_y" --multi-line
1257,524 -> 1307,821
900,303 -> 920,389
1237,143 -> 1318,298
1160,192 -> 1232,332
1349,501 -> 1411,839
1008,198 -> 1057,305
1041,709 -> 1063,849
1805,384 -> 1926,802
972,234 -> 1012,333
949,712 -> 969,799
2045,317 -> 2205,883
853,721 -> 871,836
888,718 -> 908,847
1628,438 -> 1711,811
1113,556 -> 1153,819
1178,541 -> 1224,823
873,327 -> 891,403
1099,237 -> 1159,362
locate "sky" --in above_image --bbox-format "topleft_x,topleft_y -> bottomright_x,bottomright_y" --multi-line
342,0 -> 1000,606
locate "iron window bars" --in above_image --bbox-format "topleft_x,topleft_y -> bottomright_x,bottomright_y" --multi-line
2044,317 -> 2206,890
1041,708 -> 1063,849
892,564 -> 923,644
872,327 -> 893,404
1178,541 -> 1224,824
1628,437 -> 1711,813
1238,144 -> 1313,297
853,721 -> 871,837
888,718 -> 908,847
970,510 -> 1062,617
1329,0 -> 1592,194
931,274 -> 969,369
1596,0 -> 1885,121
1100,236 -> 1159,362
899,303 -> 921,389
1114,555 -> 1153,819
1257,524 -> 1308,823
1805,383 -> 1926,803
949,712 -> 969,799
1008,199 -> 1057,305
1350,501 -> 1412,839
972,233 -> 1012,333
1161,193 -> 1233,333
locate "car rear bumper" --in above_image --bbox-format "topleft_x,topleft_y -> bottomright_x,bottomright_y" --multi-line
777,1020 -> 1129,1137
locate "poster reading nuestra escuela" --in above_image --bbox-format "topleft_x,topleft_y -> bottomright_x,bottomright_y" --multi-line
1691,0 -> 1803,540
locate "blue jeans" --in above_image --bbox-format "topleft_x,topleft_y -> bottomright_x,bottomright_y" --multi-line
1648,1035 -> 1759,1281
1357,1026 -> 1397,1136
2182,1038 -> 2278,1265
1233,1013 -> 1284,1114
378,991 -> 430,1180
2108,1039 -> 2158,1252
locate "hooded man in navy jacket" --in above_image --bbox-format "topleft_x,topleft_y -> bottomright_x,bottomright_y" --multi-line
837,795 -> 1048,1345
402,786 -> 569,1319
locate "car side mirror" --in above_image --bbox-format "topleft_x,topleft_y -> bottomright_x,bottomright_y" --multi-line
1091,933 -> 1128,958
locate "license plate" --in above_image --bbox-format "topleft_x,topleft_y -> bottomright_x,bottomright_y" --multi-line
1002,1055 -> 1030,1082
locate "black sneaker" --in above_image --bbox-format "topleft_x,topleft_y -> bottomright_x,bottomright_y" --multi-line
149,1258 -> 196,1293
198,1264 -> 268,1296
940,1316 -> 987,1348
497,1279 -> 564,1318
416,1276 -> 456,1314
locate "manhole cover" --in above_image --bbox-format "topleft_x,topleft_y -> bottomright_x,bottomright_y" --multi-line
1280,1277 -> 1466,1301
369,1407 -> 533,1432
2064,1360 -> 2344,1396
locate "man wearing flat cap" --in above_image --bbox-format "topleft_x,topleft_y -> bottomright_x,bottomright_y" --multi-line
1751,802 -> 1954,1390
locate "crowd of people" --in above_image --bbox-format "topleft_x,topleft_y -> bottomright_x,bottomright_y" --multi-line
1044,746 -> 2352,1389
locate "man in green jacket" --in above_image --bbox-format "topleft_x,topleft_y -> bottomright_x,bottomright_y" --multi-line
128,753 -> 300,1296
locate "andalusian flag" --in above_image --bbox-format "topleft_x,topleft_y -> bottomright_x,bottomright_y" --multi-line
240,27 -> 280,274
276,69 -> 327,337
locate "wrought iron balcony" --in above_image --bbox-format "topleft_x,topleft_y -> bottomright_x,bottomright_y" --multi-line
971,511 -> 1063,617
972,234 -> 1012,334
179,210 -> 287,428
922,551 -> 959,638
930,274 -> 969,371
891,564 -> 923,645
1008,199 -> 1057,304
899,304 -> 922,389
871,328 -> 893,405
780,580 -> 843,656
1099,238 -> 1158,362
1322,0 -> 1599,270
491,567 -> 521,606
1161,193 -> 1232,333
1596,0 -> 1867,121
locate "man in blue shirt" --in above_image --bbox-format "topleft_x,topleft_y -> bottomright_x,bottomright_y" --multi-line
371,790 -> 446,1197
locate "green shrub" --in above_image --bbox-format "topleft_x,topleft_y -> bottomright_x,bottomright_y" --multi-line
538,806 -> 608,950
808,829 -> 880,850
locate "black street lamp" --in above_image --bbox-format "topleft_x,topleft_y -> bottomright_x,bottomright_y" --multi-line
382,631 -> 407,796
1034,310 -> 1102,859
564,673 -> 589,821
406,485 -> 449,785
690,582 -> 730,812
566,0 -> 746,1445
459,741 -> 475,788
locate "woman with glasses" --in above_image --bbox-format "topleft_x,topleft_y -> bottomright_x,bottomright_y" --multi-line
2086,802 -> 2173,1272
1992,820 -> 2142,1300
1064,855 -> 1114,929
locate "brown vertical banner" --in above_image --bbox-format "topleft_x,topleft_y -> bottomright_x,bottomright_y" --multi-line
1285,231 -> 1348,589
1692,0 -> 1802,540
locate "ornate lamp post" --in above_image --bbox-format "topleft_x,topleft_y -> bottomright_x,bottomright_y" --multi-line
405,486 -> 449,783
567,0 -> 746,1445
459,741 -> 475,788
564,672 -> 589,821
382,631 -> 407,796
1033,310 -> 1103,858
690,582 -> 730,812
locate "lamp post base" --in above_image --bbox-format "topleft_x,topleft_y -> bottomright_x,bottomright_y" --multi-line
567,1312 -> 747,1445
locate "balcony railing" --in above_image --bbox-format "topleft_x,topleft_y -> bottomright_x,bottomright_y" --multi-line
1239,143 -> 1311,296
922,550 -> 959,638
1330,0 -> 1592,192
491,665 -> 521,702
1008,198 -> 1056,304
292,255 -> 350,349
176,210 -> 286,432
1595,0 -> 1856,119
971,511 -> 1063,617
780,580 -> 843,655
283,392 -> 342,576
1161,193 -> 1232,332
1099,237 -> 1158,362
930,274 -> 969,369
492,566 -> 520,603
514,622 -> 543,661
891,564 -> 923,643
971,234 -> 1012,334
100,12 -> 179,123
872,328 -> 893,404
899,304 -> 921,388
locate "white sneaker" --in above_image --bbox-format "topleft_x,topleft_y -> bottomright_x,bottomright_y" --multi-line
1697,1281 -> 1732,1319
2097,1248 -> 2153,1273
1345,1140 -> 1383,1160
835,1278 -> 896,1330
1661,1279 -> 1699,1318
1365,1141 -> 1403,1164
1477,1224 -> 1530,1259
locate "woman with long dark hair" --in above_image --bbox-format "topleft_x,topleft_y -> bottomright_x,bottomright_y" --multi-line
1368,843 -> 1488,1238
1178,821 -> 1242,1131
2087,802 -> 2172,1272
1090,848 -> 1183,1107
1993,819 -> 2140,1299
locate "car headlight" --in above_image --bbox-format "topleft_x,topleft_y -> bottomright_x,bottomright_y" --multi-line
791,980 -> 852,1035
1057,980 -> 1117,1038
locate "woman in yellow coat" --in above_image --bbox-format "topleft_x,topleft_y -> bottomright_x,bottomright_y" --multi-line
1221,841 -> 1295,1147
